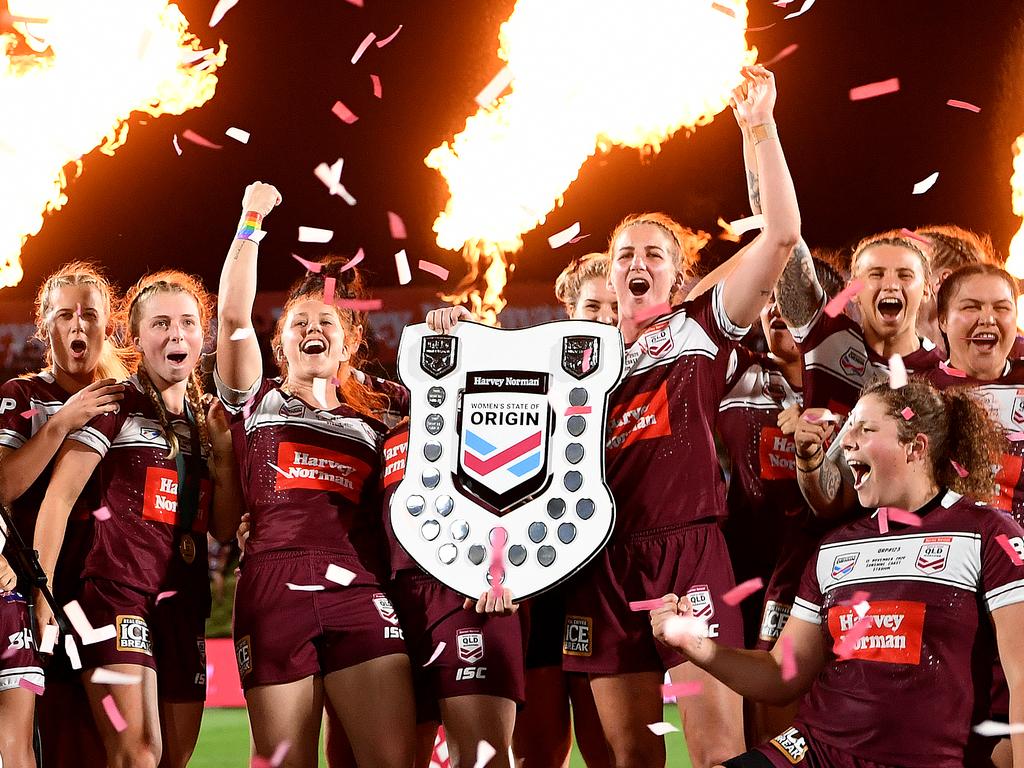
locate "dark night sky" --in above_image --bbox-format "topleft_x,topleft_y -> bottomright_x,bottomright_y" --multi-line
7,0 -> 1024,303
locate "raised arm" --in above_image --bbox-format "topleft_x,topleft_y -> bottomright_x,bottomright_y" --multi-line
794,409 -> 859,518
719,66 -> 802,328
216,182 -> 282,397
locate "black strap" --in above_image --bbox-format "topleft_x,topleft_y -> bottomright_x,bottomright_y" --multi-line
173,406 -> 202,531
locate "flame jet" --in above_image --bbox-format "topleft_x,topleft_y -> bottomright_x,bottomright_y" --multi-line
0,0 -> 226,288
426,0 -> 755,323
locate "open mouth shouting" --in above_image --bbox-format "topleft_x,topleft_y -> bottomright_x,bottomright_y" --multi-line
69,338 -> 88,358
848,458 -> 872,490
627,274 -> 651,297
300,338 -> 327,355
875,295 -> 904,322
166,351 -> 189,366
965,330 -> 999,351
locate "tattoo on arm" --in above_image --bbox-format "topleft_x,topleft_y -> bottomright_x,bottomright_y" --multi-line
229,240 -> 245,261
746,170 -> 762,215
776,240 -> 824,327
817,456 -> 842,503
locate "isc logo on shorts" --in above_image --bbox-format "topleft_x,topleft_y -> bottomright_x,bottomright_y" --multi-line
456,628 -> 484,663
563,615 -> 592,657
770,726 -> 809,764
115,615 -> 152,655
759,600 -> 791,643
235,635 -> 253,678
372,594 -> 400,625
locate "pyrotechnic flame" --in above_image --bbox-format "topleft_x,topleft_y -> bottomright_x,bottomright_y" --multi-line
1007,135 -> 1024,328
426,0 -> 755,323
0,0 -> 226,288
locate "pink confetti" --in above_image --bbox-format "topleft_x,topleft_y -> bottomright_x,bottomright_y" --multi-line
849,78 -> 900,102
291,254 -> 323,273
661,681 -> 703,697
375,24 -> 402,48
19,407 -> 38,419
1007,432 -> 1024,442
1,646 -> 15,660
102,694 -> 128,732
635,302 -> 673,323
75,302 -> 82,317
939,360 -> 968,378
629,598 -> 666,612
172,135 -> 182,156
344,0 -> 363,5
387,211 -> 407,239
181,129 -> 223,149
780,635 -> 797,681
341,248 -> 365,272
722,577 -> 764,606
747,23 -> 777,31
899,227 -> 930,245
834,615 -> 872,659
839,590 -> 871,607
156,591 -> 177,603
337,298 -> 383,312
351,32 -> 376,64
824,279 -> 864,318
370,74 -> 382,98
423,641 -> 446,667
946,99 -> 981,113
564,406 -> 593,416
764,43 -> 798,66
331,100 -> 359,124
418,260 -> 450,280
19,677 -> 44,695
951,459 -> 969,478
804,409 -> 840,423
711,2 -> 735,17
323,277 -> 336,307
92,506 -> 111,521
877,507 -> 889,534
489,528 -> 508,601
886,507 -> 922,527
271,741 -> 291,767
900,407 -> 914,420
996,534 -> 1024,566
582,347 -> 592,372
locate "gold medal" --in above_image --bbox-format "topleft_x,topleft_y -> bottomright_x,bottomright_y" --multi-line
179,533 -> 196,564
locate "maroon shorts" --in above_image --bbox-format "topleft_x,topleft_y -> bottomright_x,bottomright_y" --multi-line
78,577 -> 207,702
233,550 -> 407,690
524,586 -> 566,670
390,571 -> 526,722
724,725 -> 900,768
0,591 -> 43,692
754,523 -> 826,651
562,522 -> 743,675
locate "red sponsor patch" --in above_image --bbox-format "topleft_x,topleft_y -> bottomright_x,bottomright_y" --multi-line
827,600 -> 925,665
381,432 -> 408,489
141,467 -> 211,530
606,382 -> 671,451
273,442 -> 370,502
992,453 -> 1023,514
758,426 -> 796,480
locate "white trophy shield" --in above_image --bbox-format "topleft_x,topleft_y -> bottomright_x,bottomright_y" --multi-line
392,320 -> 623,600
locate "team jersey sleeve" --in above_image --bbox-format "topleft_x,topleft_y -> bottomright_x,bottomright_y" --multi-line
66,392 -> 129,458
709,282 -> 753,342
981,513 -> 1024,613
214,367 -> 263,414
0,379 -> 34,450
791,547 -> 825,625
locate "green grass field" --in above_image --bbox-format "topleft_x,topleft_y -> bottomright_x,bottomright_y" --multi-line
190,706 -> 692,767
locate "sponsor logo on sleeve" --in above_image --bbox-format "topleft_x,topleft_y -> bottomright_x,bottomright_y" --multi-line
115,615 -> 153,655
769,726 -> 809,764
606,382 -> 672,452
915,537 -> 951,574
759,600 -> 791,643
563,615 -> 592,657
831,552 -> 859,579
759,426 -> 796,480
235,635 -> 253,678
827,600 -> 926,665
272,442 -> 370,502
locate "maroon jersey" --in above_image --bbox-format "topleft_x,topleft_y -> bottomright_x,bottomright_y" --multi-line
69,375 -> 211,599
605,283 -> 749,539
218,375 -> 401,580
792,296 -> 943,416
790,491 -> 1024,766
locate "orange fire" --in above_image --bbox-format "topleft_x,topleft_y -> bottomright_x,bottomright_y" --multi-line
0,0 -> 226,288
1007,134 -> 1024,327
426,0 -> 755,323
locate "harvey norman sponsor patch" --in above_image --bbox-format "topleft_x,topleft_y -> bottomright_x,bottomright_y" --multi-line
827,600 -> 926,664
273,442 -> 370,501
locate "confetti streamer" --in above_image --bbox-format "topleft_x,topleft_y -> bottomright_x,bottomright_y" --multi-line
886,508 -> 922,527
711,3 -> 735,17
387,211 -> 407,239
647,722 -> 679,736
424,641 -> 446,667
660,681 -> 703,698
370,74 -> 382,98
946,99 -> 981,113
839,590 -> 871,607
225,127 -> 250,144
229,327 -> 253,341
64,600 -> 116,644
722,577 -> 764,606
564,406 -> 593,416
395,250 -> 412,285
476,65 -> 514,107
473,740 -> 497,768
1,646 -> 14,660
326,564 -> 356,586
995,534 -> 1024,566
298,226 -> 334,243
172,134 -> 182,156
899,228 -> 931,245
181,129 -> 223,149
780,635 -> 797,681
489,528 -> 508,601
92,668 -> 142,685
629,598 -> 665,612
1007,431 -> 1024,442
19,407 -> 38,419
635,302 -> 673,323
313,159 -> 357,205
90,506 -> 111,522
331,100 -> 359,124
209,0 -> 239,27
324,277 -> 337,306
376,24 -> 402,47
271,741 -> 291,767
312,378 -> 329,408
338,299 -> 383,311
939,361 -> 967,378
875,507 -> 890,534
39,624 -> 59,654
804,409 -> 840,423
900,407 -> 914,420
888,354 -> 908,388
76,302 -> 82,317
912,172 -> 939,195
834,615 -> 872,659
582,348 -> 592,372
951,460 -> 969,478
342,248 -> 365,272
849,77 -> 900,101
286,583 -> 325,592
418,260 -> 450,280
548,222 -> 581,249
764,43 -> 798,66
102,695 -> 128,732
351,32 -> 376,64
568,234 -> 591,244
824,279 -> 864,318
19,677 -> 44,695
291,254 -> 323,273
783,0 -> 816,19
156,591 -> 177,603
727,214 -> 764,235
345,0 -> 363,5
65,635 -> 82,669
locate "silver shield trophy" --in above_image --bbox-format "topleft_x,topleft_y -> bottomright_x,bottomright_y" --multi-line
392,320 -> 624,599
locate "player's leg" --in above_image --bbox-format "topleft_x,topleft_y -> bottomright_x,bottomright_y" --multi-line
441,694 -> 516,768
245,676 -> 324,768
669,662 -> 744,768
84,664 -> 162,768
513,665 -> 571,767
567,672 -> 612,768
589,671 -> 666,768
0,593 -> 42,768
415,722 -> 443,768
323,697 -> 358,768
157,701 -> 203,768
0,686 -> 37,768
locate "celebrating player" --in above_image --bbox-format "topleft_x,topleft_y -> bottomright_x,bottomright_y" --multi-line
653,378 -> 1024,767
215,182 -> 415,768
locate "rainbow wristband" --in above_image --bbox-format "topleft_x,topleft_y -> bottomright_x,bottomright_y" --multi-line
236,211 -> 263,241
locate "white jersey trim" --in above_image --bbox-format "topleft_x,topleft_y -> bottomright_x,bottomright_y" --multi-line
0,668 -> 44,693
214,366 -> 261,412
986,578 -> 1024,612
791,596 -> 822,625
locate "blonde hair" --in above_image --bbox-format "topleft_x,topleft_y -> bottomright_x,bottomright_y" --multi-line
554,253 -> 609,316
607,213 -> 709,301
123,270 -> 213,459
33,261 -> 131,381
850,230 -> 931,280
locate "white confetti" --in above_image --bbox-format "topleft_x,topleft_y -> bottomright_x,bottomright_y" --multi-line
286,583 -> 325,592
395,249 -> 412,285
39,624 -> 59,654
92,668 -> 143,685
172,134 -> 182,156
325,564 -> 356,586
472,740 -> 497,768
208,0 -> 239,27
912,171 -> 939,195
180,47 -> 213,65
853,600 -> 871,619
727,213 -> 764,234
64,635 -> 82,670
423,641 -> 446,667
225,127 -> 250,144
64,600 -> 116,645
783,0 -> 816,19
887,353 -> 907,388
476,65 -> 514,107
647,721 -> 679,736
298,226 -> 334,243
312,377 -> 329,408
229,327 -> 253,341
547,222 -> 581,249
973,720 -> 1024,737
314,159 -> 357,206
